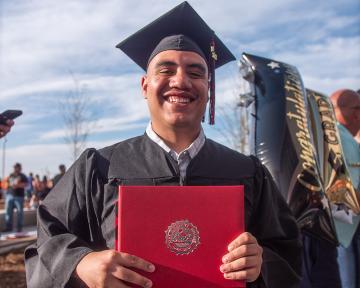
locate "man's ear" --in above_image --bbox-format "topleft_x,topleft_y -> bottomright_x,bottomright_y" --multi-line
141,75 -> 148,99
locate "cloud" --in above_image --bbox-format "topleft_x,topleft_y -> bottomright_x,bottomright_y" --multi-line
0,0 -> 359,176
3,138 -> 123,177
40,114 -> 148,140
4,143 -> 72,177
273,36 -> 360,93
1,72 -> 148,132
2,0 -> 358,100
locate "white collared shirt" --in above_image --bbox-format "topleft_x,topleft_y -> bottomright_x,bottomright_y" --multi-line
146,123 -> 205,181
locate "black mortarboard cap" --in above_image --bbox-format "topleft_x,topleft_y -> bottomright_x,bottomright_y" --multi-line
116,1 -> 236,124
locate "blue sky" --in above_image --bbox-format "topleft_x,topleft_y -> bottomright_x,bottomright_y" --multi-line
0,0 -> 359,177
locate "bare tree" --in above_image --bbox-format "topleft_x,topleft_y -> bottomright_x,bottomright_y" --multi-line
216,102 -> 249,154
60,72 -> 95,161
216,63 -> 251,154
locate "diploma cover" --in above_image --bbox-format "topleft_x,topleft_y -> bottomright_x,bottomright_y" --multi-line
117,185 -> 245,287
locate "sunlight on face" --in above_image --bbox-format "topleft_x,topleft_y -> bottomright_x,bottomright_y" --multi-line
142,50 -> 209,133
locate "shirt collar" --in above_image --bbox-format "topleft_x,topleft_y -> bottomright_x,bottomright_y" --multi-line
146,122 -> 205,160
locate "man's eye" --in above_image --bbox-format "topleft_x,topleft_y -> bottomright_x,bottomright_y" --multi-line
159,69 -> 173,75
189,71 -> 203,78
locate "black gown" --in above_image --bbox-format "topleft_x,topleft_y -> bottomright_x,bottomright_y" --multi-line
25,134 -> 302,288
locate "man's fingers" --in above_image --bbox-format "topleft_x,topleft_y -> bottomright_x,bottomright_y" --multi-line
221,234 -> 263,283
0,124 -> 10,133
116,252 -> 155,273
222,243 -> 262,263
223,266 -> 259,282
5,119 -> 14,127
227,232 -> 257,251
106,276 -> 131,288
220,255 -> 260,272
0,120 -> 14,138
75,250 -> 155,288
111,265 -> 153,288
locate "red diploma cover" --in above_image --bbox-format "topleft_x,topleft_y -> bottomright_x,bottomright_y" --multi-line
116,185 -> 245,287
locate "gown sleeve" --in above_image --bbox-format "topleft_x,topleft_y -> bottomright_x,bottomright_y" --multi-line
248,156 -> 302,288
24,148 -> 106,288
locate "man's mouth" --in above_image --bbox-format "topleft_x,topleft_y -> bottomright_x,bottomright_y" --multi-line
164,91 -> 196,104
167,96 -> 191,103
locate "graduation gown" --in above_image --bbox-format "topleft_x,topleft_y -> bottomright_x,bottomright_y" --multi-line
25,134 -> 302,288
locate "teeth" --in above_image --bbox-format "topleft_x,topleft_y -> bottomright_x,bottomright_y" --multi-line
168,96 -> 191,103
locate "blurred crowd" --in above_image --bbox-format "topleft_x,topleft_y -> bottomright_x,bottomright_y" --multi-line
0,164 -> 66,233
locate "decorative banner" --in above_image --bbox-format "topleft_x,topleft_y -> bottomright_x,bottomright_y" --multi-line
307,89 -> 360,246
239,53 -> 338,244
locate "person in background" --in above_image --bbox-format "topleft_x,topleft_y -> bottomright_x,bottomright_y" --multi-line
330,89 -> 360,288
40,175 -> 51,200
3,163 -> 28,232
25,172 -> 34,208
30,174 -> 43,209
1,177 -> 9,201
52,164 -> 66,187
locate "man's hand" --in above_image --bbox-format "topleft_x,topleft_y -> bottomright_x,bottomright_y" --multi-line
220,232 -> 263,282
0,119 -> 14,138
75,250 -> 155,288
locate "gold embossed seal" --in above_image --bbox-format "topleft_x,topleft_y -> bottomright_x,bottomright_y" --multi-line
165,220 -> 200,255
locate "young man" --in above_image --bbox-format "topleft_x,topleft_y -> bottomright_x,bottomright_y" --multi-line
4,163 -> 28,232
25,2 -> 301,287
52,164 -> 66,187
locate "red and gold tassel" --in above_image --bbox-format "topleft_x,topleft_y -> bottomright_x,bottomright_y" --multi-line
209,38 -> 217,125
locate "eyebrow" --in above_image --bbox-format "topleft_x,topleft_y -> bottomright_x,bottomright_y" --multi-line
154,61 -> 207,74
188,63 -> 207,74
155,61 -> 177,69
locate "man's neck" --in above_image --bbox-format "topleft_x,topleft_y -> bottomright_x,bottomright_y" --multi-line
151,123 -> 201,153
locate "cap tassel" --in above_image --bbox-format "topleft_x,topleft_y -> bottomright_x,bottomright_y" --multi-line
209,38 -> 217,125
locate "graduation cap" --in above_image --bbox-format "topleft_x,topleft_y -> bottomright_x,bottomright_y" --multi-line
116,1 -> 236,124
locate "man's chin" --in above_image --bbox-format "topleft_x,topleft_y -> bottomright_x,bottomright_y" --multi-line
166,117 -> 200,129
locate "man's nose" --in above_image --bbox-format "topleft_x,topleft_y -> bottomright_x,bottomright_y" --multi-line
169,70 -> 191,89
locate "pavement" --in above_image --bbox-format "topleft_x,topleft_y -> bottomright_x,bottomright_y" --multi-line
0,226 -> 37,255
0,204 -> 38,255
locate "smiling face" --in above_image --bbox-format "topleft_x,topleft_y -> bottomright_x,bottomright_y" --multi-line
141,50 -> 209,135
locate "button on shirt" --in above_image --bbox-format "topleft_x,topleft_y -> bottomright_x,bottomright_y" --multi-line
146,123 -> 205,183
